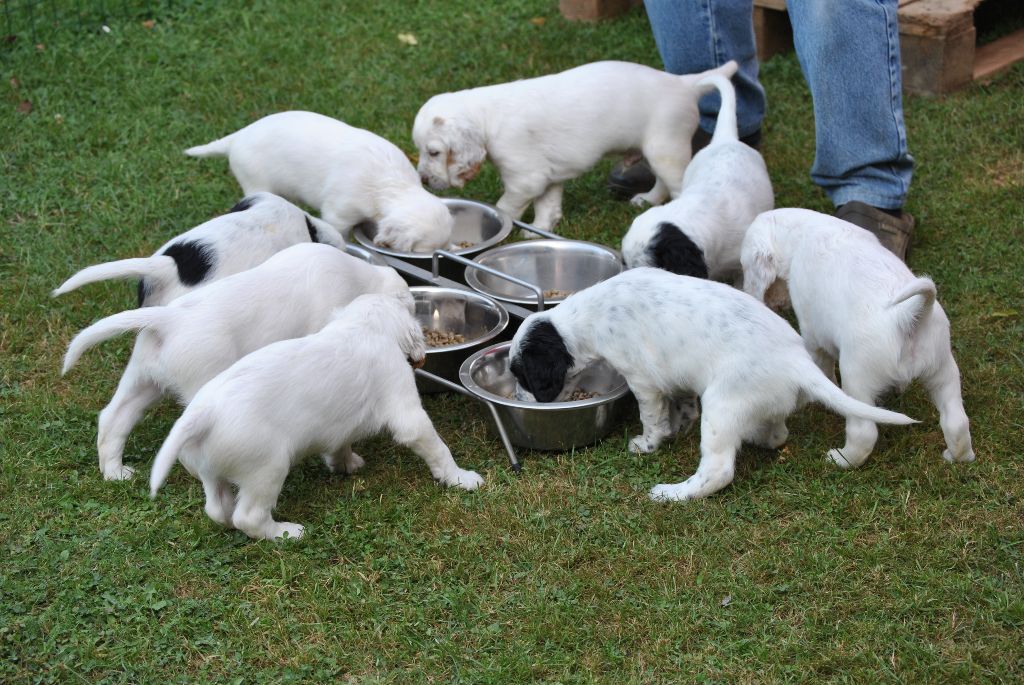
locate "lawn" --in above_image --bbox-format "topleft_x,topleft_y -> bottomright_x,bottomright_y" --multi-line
2,1 -> 1023,682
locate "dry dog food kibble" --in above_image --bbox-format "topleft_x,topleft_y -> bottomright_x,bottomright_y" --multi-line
455,241 -> 475,249
543,289 -> 572,299
567,388 -> 597,401
423,328 -> 465,347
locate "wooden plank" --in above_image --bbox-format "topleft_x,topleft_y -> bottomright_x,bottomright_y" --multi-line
753,6 -> 792,61
974,28 -> 1024,81
899,0 -> 981,37
901,24 -> 976,93
559,0 -> 636,22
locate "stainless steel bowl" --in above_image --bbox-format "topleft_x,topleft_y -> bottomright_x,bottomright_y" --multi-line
464,240 -> 622,307
412,287 -> 509,394
343,243 -> 387,266
459,342 -> 634,450
353,198 -> 513,280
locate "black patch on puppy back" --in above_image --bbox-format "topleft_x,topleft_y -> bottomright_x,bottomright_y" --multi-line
304,216 -> 320,243
137,278 -> 150,307
510,320 -> 573,403
161,240 -> 214,286
227,195 -> 258,213
648,222 -> 709,279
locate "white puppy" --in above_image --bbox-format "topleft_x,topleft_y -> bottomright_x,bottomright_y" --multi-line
52,192 -> 344,307
61,243 -> 410,481
741,208 -> 975,468
413,61 -> 739,231
186,111 -> 453,252
621,74 -> 773,282
149,294 -> 483,541
507,268 -> 917,501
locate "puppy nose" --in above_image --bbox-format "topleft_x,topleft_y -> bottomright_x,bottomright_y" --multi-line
420,174 -> 430,185
409,356 -> 426,369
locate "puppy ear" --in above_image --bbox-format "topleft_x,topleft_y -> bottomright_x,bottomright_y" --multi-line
511,320 -> 573,403
399,306 -> 427,363
647,222 -> 709,279
740,223 -> 779,302
447,119 -> 486,180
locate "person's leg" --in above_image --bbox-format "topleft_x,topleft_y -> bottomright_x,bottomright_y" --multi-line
645,0 -> 765,138
609,0 -> 764,198
786,0 -> 914,211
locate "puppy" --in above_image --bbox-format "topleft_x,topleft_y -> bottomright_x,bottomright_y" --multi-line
61,243 -> 410,481
621,74 -> 773,282
149,294 -> 483,540
52,192 -> 344,307
186,111 -> 453,252
741,208 -> 975,468
413,60 -> 739,231
508,268 -> 917,501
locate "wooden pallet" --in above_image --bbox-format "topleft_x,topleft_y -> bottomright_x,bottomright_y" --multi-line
753,0 -> 1024,95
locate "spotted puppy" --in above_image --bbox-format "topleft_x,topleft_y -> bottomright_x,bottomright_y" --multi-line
186,111 -> 453,252
621,74 -> 773,282
741,208 -> 975,468
508,268 -> 917,501
414,60 -> 738,231
149,294 -> 482,541
61,243 -> 410,481
53,192 -> 344,307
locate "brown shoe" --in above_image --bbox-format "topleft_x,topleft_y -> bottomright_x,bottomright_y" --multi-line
835,201 -> 915,262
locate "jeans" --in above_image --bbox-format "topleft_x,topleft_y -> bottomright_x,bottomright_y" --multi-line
644,0 -> 914,210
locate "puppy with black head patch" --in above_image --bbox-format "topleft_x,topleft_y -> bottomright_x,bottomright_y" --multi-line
621,73 -> 773,283
508,268 -> 918,501
53,192 -> 343,307
60,243 -> 410,482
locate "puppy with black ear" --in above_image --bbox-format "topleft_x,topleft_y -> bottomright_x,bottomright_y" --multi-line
741,208 -> 975,468
53,192 -> 344,307
621,73 -> 773,283
186,111 -> 454,253
149,294 -> 483,541
508,268 -> 918,501
60,243 -> 410,482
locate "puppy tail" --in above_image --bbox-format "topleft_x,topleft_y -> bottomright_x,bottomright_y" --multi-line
887,277 -> 936,333
184,133 -> 234,158
52,256 -> 177,298
800,360 -> 918,426
696,70 -> 739,146
62,307 -> 168,375
150,408 -> 208,498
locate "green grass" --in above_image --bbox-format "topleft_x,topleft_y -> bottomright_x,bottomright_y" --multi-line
2,1 -> 1023,682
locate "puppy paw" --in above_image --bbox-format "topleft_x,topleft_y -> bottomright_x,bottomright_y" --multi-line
629,194 -> 652,208
517,228 -> 543,240
444,469 -> 484,491
649,483 -> 686,502
102,463 -> 136,481
274,522 -> 305,541
943,448 -> 976,464
827,448 -> 864,470
628,435 -> 658,454
344,451 -> 366,474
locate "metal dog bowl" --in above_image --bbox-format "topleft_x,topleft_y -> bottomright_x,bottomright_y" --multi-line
343,243 -> 387,266
459,342 -> 634,451
464,240 -> 623,307
353,198 -> 513,280
412,287 -> 509,394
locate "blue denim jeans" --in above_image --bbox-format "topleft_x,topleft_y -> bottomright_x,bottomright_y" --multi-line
644,0 -> 914,209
